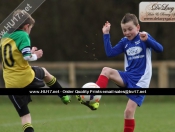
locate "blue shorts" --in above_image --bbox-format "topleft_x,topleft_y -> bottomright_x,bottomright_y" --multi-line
118,71 -> 146,106
126,95 -> 145,106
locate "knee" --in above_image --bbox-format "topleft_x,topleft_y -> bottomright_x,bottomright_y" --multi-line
41,67 -> 53,82
41,67 -> 50,77
101,67 -> 112,76
41,67 -> 46,73
41,67 -> 46,71
124,108 -> 135,119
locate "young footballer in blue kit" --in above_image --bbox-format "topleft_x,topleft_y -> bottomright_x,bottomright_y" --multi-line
77,13 -> 163,132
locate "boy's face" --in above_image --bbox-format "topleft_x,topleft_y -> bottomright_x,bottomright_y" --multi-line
121,21 -> 140,40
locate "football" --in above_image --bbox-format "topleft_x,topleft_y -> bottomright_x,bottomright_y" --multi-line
81,82 -> 101,103
82,82 -> 100,88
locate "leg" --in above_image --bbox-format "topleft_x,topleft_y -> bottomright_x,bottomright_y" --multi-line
8,95 -> 34,132
77,67 -> 125,110
124,99 -> 137,119
21,111 -> 34,132
28,66 -> 62,88
41,67 -> 70,104
123,99 -> 137,132
41,67 -> 62,88
96,67 -> 125,88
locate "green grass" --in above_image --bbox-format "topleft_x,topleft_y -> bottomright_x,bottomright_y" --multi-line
1,96 -> 175,132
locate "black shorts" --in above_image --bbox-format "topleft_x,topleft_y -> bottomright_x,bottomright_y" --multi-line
25,66 -> 45,88
8,66 -> 45,117
8,95 -> 31,117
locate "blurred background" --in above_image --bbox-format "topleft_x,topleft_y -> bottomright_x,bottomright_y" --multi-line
0,0 -> 175,88
1,1 -> 175,132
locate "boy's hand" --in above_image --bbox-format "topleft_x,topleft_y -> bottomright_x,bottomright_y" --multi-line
31,47 -> 37,53
139,31 -> 148,41
102,21 -> 111,34
31,47 -> 43,59
34,49 -> 43,59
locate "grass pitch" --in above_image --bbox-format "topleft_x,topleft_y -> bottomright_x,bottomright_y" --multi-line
1,96 -> 175,132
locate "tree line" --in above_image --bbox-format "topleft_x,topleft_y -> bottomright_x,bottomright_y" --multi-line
0,0 -> 174,61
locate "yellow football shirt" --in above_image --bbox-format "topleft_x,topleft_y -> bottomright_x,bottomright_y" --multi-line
0,30 -> 34,88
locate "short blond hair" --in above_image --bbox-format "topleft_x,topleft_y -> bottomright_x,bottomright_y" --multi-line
13,9 -> 35,29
